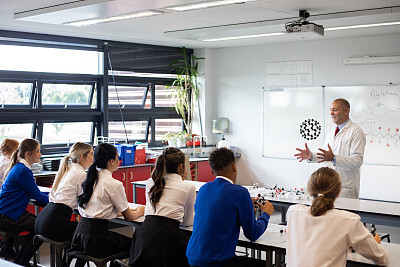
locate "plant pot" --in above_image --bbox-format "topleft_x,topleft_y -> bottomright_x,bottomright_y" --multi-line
176,138 -> 187,148
168,139 -> 177,147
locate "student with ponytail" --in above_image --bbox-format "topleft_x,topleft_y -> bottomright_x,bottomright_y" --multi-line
0,138 -> 49,266
0,139 -> 19,188
286,167 -> 388,267
129,147 -> 196,267
67,143 -> 144,262
34,142 -> 93,242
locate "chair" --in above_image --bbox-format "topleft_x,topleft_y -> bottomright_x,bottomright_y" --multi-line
33,234 -> 71,267
0,231 -> 19,260
68,252 -> 127,267
114,258 -> 130,267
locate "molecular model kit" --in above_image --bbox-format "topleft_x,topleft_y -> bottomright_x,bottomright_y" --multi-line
247,183 -> 310,200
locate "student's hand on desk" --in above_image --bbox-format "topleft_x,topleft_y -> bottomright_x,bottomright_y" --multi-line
294,143 -> 312,162
260,200 -> 275,216
316,144 -> 334,163
133,206 -> 145,216
374,234 -> 381,244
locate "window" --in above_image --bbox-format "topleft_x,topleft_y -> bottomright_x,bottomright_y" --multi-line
0,44 -> 102,74
154,119 -> 184,141
0,123 -> 34,142
42,83 -> 93,106
108,121 -> 149,141
108,84 -> 149,107
42,122 -> 93,145
0,81 -> 33,106
155,85 -> 177,107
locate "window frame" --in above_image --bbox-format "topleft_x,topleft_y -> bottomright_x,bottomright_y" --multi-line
108,75 -> 184,146
0,71 -> 103,154
40,79 -> 96,109
0,77 -> 36,108
108,82 -> 150,109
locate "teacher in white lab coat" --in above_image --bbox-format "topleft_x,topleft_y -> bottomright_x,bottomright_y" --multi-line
295,98 -> 366,199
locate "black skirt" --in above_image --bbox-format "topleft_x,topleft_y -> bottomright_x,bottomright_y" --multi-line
34,202 -> 77,242
129,215 -> 190,267
67,217 -> 132,258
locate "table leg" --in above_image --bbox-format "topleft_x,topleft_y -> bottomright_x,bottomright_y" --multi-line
133,184 -> 137,203
266,250 -> 272,267
275,251 -> 282,267
280,207 -> 287,224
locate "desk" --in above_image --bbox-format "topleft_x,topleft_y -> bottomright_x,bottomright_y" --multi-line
33,189 -> 399,267
131,180 -> 206,203
132,181 -> 400,227
263,196 -> 400,227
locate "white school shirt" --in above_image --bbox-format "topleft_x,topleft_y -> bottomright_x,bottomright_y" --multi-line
78,168 -> 129,220
286,204 -> 388,267
49,163 -> 86,210
0,155 -> 10,187
145,173 -> 196,226
310,119 -> 366,199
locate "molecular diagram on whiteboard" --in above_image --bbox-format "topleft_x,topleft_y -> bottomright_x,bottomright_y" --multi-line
371,127 -> 400,147
299,119 -> 321,140
352,102 -> 400,148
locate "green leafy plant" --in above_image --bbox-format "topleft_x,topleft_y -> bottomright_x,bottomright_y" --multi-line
162,132 -> 178,143
168,47 -> 204,135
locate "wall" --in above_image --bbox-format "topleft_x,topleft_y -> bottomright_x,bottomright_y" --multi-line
197,34 -> 400,202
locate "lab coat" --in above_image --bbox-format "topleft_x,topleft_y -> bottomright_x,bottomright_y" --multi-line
310,119 -> 366,199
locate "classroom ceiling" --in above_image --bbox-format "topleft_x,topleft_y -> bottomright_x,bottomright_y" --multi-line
1,0 -> 400,48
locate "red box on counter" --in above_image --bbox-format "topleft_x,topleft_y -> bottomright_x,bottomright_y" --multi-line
135,149 -> 146,164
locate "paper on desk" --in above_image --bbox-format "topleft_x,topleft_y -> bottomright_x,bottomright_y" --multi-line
265,223 -> 286,233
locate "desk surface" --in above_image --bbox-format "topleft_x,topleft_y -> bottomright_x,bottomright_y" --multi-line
133,181 -> 400,219
36,186 -> 399,267
263,196 -> 400,217
132,180 -> 206,192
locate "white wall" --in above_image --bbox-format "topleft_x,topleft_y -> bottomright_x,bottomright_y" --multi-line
197,34 -> 400,202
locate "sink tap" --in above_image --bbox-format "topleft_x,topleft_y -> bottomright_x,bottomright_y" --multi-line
193,136 -> 202,157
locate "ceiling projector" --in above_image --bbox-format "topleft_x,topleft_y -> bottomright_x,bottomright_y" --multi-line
285,10 -> 324,39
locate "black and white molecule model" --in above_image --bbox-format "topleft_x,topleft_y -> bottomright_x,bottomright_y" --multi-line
299,119 -> 322,140
254,194 -> 266,211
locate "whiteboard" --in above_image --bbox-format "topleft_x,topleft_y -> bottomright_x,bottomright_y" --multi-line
325,86 -> 400,166
263,87 -> 324,159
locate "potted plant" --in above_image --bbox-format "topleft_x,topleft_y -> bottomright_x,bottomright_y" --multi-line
168,47 -> 204,136
162,131 -> 188,148
162,132 -> 178,147
176,131 -> 189,148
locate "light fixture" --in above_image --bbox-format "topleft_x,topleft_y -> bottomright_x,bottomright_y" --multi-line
325,21 -> 400,31
200,20 -> 400,42
165,0 -> 256,12
202,32 -> 285,42
65,10 -> 164,26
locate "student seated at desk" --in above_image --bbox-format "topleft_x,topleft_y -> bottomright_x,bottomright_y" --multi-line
0,138 -> 49,266
0,139 -> 19,188
34,142 -> 93,242
286,167 -> 389,267
129,147 -> 196,267
0,139 -> 19,259
186,148 -> 275,267
67,143 -> 144,264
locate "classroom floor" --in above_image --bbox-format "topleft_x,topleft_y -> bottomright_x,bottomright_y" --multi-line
2,211 -> 398,266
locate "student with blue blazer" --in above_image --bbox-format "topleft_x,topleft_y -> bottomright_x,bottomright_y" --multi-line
0,138 -> 49,266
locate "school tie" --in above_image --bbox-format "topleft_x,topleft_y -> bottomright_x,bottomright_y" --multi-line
335,126 -> 339,136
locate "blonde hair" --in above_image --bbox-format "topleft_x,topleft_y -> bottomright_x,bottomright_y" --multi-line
51,142 -> 92,194
308,167 -> 341,216
4,138 -> 39,178
0,139 -> 19,156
